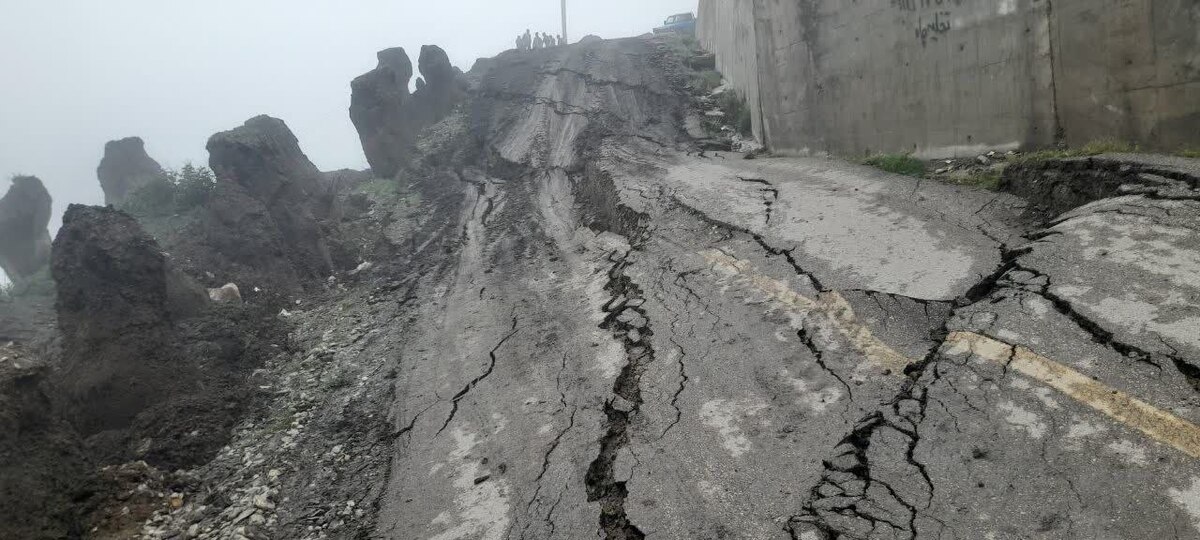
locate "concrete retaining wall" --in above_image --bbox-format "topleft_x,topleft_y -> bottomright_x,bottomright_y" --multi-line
1053,0 -> 1200,150
698,0 -> 1200,157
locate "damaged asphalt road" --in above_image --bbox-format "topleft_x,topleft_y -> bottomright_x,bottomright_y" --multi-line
370,38 -> 1200,539
142,37 -> 1200,539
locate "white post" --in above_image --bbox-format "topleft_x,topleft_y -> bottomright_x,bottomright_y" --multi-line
561,0 -> 568,43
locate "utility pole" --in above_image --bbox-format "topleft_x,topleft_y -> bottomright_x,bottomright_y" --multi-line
561,0 -> 568,43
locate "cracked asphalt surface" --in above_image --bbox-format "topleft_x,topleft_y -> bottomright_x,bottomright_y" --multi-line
335,37 -> 1200,539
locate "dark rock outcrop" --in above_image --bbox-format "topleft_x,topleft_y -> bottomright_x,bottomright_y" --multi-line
0,176 -> 52,281
180,180 -> 298,291
97,137 -> 164,205
206,115 -> 334,279
350,47 -> 417,179
416,45 -> 469,123
51,205 -> 196,435
350,45 -> 468,178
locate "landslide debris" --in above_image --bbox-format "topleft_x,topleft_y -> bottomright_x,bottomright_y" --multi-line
51,203 -> 281,468
0,175 -> 53,281
350,45 -> 468,178
0,202 -> 293,538
97,136 -> 165,206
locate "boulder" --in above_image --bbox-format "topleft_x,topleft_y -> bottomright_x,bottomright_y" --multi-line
0,176 -> 52,280
51,205 -> 197,435
97,137 -> 164,205
208,283 -> 242,303
206,116 -> 334,278
350,45 -> 468,178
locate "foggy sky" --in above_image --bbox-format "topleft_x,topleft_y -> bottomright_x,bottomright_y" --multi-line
0,0 -> 697,239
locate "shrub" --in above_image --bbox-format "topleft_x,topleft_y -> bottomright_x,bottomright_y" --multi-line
715,89 -> 753,137
862,154 -> 926,177
170,163 -> 216,210
119,163 -> 216,217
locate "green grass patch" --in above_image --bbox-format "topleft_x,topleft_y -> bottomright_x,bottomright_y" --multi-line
946,170 -> 1003,191
1177,149 -> 1200,159
862,154 -> 926,177
353,178 -> 399,199
266,412 -> 295,434
1010,138 -> 1139,164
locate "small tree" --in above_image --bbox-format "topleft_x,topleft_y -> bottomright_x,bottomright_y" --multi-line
170,162 -> 216,210
120,162 -> 217,217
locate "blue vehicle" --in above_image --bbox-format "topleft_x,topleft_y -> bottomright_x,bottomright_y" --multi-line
654,12 -> 696,36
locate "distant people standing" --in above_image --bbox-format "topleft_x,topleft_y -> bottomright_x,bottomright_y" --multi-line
523,29 -> 532,51
533,33 -> 544,49
557,35 -> 565,47
515,35 -> 523,51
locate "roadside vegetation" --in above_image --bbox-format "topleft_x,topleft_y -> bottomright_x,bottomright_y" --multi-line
715,89 -> 753,136
861,153 -> 925,177
943,169 -> 1003,190
1009,138 -> 1138,164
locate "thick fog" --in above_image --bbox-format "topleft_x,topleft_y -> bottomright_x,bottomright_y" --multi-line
0,0 -> 697,240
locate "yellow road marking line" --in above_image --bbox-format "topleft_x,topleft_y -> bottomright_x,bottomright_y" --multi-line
700,249 -> 912,371
697,248 -> 1200,459
945,331 -> 1200,459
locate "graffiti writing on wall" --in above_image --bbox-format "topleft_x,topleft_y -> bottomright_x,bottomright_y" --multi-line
916,11 -> 952,44
892,0 -> 966,46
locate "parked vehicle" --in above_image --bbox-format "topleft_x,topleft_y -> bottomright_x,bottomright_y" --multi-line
654,12 -> 696,36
